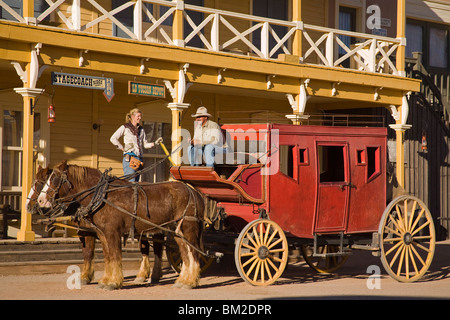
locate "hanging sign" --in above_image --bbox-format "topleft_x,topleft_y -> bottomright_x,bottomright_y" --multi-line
51,72 -> 115,102
128,81 -> 165,98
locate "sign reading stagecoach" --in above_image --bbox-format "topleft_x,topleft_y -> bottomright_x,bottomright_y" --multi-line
51,72 -> 115,102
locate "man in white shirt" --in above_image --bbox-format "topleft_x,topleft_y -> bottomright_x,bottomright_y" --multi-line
188,107 -> 221,168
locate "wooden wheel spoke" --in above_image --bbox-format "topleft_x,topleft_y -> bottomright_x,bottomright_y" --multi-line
246,232 -> 259,249
385,238 -> 404,256
241,241 -> 257,252
389,212 -> 405,234
410,220 -> 431,237
252,260 -> 262,282
383,225 -> 402,238
410,208 -> 425,234
396,245 -> 406,276
409,244 -> 426,269
383,236 -> 403,243
395,204 -> 406,233
267,237 -> 283,250
266,256 -> 279,272
263,223 -> 271,246
411,240 -> 431,254
407,200 -> 418,232
263,260 -> 273,281
252,226 -> 261,247
389,242 -> 405,268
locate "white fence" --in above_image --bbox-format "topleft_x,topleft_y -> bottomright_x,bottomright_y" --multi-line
0,0 -> 402,75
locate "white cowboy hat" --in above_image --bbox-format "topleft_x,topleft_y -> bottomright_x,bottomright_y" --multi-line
191,106 -> 212,118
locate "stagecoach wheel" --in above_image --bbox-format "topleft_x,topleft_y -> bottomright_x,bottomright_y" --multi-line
165,234 -> 214,274
300,245 -> 349,274
379,195 -> 435,283
235,219 -> 288,286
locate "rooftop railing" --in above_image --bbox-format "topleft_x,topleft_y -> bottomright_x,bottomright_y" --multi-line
0,0 -> 403,76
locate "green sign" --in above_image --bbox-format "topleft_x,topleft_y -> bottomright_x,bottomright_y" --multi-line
128,81 -> 165,98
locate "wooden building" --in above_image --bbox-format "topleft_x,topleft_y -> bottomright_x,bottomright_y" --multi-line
0,0 -> 439,240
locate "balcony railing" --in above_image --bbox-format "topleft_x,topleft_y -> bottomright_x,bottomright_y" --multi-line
0,0 -> 402,76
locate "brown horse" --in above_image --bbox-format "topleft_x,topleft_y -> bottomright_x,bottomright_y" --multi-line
37,161 -> 204,290
27,166 -> 99,284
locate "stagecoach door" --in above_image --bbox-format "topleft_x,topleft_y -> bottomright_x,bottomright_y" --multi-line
315,143 -> 350,232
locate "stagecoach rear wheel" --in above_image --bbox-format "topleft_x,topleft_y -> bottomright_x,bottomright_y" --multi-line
300,245 -> 349,274
165,234 -> 214,274
235,219 -> 288,286
379,195 -> 435,283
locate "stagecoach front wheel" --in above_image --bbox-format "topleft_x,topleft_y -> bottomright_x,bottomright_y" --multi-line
379,195 -> 435,283
235,219 -> 288,286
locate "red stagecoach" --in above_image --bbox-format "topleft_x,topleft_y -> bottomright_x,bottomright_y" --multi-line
170,123 -> 435,285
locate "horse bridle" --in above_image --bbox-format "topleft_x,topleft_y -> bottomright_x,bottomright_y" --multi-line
27,179 -> 47,215
42,170 -> 73,206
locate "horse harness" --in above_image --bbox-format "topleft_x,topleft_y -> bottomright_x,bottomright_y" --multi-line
45,167 -> 205,257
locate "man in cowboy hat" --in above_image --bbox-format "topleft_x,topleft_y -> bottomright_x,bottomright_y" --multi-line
188,106 -> 222,168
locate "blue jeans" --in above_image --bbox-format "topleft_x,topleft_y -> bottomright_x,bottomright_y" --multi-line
122,156 -> 142,182
188,144 -> 215,167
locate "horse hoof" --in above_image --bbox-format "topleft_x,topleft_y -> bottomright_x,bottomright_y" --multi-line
103,284 -> 119,291
134,277 -> 146,283
150,276 -> 160,284
173,282 -> 194,289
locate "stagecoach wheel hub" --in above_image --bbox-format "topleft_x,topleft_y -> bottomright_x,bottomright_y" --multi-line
379,195 -> 435,283
258,246 -> 269,259
403,232 -> 412,245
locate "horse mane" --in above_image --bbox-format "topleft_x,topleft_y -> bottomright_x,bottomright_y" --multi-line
54,161 -> 100,187
67,165 -> 89,185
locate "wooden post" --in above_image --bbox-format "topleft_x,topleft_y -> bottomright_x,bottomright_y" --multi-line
396,0 -> 406,77
173,0 -> 185,47
14,87 -> 43,242
168,102 -> 189,165
389,0 -> 409,187
292,0 -> 303,58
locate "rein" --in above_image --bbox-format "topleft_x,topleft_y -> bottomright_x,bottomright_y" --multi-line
42,141 -> 211,258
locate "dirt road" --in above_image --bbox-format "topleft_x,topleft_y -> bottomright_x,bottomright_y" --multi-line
0,241 -> 449,302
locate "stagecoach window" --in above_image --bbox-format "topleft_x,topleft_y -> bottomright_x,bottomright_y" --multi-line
356,149 -> 365,164
299,148 -> 308,164
367,146 -> 381,181
279,145 -> 294,179
319,146 -> 345,183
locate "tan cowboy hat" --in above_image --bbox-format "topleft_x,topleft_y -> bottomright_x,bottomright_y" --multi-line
191,106 -> 212,118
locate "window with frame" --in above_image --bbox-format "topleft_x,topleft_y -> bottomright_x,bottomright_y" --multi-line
338,6 -> 357,67
1,110 -> 43,190
406,19 -> 450,72
252,0 -> 288,57
429,27 -> 448,69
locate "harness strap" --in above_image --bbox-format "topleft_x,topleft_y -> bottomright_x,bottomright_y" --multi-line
129,184 -> 139,241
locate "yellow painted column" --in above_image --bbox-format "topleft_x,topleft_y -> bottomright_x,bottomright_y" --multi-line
22,0 -> 33,22
396,0 -> 406,76
390,0 -> 408,188
14,87 -> 43,241
172,0 -> 185,47
292,0 -> 303,58
168,102 -> 189,165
